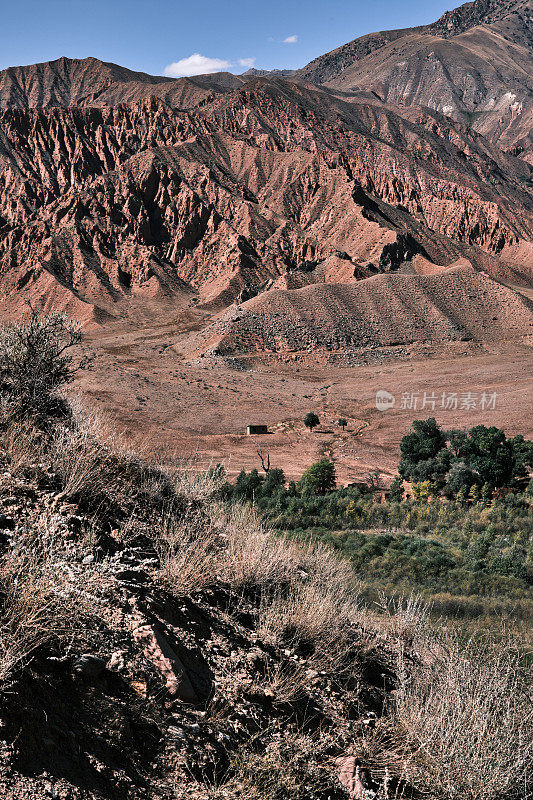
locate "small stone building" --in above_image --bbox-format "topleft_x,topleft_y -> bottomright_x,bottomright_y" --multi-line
246,425 -> 268,435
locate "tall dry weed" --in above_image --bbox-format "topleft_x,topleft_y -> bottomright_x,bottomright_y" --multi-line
388,630 -> 532,800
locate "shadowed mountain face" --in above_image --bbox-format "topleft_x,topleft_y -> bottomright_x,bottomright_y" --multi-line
0,0 -> 531,329
297,0 -> 533,160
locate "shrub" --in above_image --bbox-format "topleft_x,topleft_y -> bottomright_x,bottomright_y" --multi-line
0,311 -> 83,421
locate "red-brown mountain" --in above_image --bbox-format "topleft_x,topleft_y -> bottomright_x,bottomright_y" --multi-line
0,0 -> 531,334
0,55 -> 246,109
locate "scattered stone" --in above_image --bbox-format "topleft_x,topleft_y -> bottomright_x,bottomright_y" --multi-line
0,514 -> 15,530
337,757 -> 370,800
107,651 -> 127,671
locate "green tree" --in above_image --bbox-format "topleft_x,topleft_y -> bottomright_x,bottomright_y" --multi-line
304,412 -> 320,432
389,475 -> 404,502
461,426 -> 515,489
234,468 -> 263,501
447,428 -> 468,458
261,468 -> 286,497
445,462 -> 480,499
299,459 -> 336,496
337,418 -> 348,431
509,435 -> 533,482
469,484 -> 481,503
456,487 -> 467,505
287,480 -> 298,497
481,482 -> 493,505
398,418 -> 448,484
412,480 -> 435,503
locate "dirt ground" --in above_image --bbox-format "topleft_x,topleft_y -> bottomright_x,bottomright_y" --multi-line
73,317 -> 533,485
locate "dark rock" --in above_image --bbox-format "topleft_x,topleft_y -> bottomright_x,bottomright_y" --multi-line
72,654 -> 107,680
0,514 -> 15,530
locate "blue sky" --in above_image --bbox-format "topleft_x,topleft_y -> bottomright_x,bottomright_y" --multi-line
1,0 -> 456,75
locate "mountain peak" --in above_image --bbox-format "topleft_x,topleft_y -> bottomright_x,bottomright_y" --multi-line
430,0 -> 531,37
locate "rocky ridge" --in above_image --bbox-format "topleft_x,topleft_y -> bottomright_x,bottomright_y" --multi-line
189,267 -> 533,357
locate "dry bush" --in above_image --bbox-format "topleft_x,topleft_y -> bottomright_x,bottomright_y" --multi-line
386,630 -> 533,800
0,311 -> 83,420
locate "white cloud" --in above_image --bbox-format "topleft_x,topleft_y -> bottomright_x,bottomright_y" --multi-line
164,53 -> 232,77
238,57 -> 256,69
283,35 -> 298,44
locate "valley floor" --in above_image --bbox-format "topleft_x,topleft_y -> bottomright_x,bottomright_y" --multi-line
75,320 -> 533,485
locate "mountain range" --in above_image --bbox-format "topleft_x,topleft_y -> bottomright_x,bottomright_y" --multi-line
0,0 -> 531,350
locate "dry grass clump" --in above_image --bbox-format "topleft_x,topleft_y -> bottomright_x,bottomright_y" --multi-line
156,507 -> 220,596
0,399 -> 185,521
210,503 -> 301,591
155,501 -> 367,682
380,630 -> 533,800
0,417 -> 47,476
0,517 -> 108,686
172,458 -> 227,503
51,415 -> 167,514
225,728 -> 341,800
257,581 -> 362,680
375,592 -> 431,647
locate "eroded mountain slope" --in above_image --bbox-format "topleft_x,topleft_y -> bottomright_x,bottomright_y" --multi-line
0,79 -> 531,318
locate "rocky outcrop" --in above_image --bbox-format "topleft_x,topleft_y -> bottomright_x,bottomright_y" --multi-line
0,444 -> 395,800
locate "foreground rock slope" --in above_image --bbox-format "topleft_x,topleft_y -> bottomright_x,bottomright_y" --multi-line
0,427 -> 401,800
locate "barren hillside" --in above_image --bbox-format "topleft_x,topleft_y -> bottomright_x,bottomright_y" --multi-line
194,268 -> 533,356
